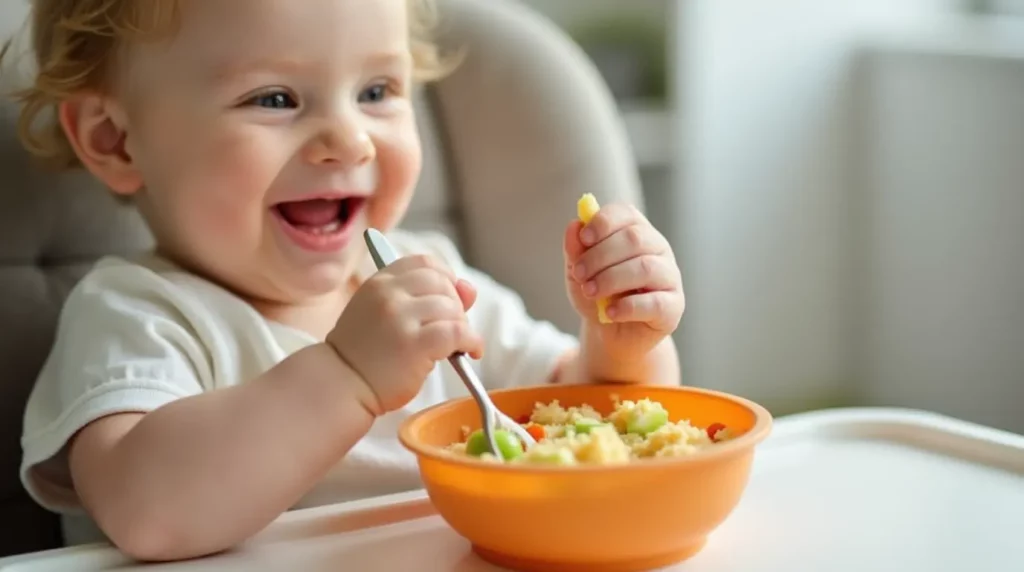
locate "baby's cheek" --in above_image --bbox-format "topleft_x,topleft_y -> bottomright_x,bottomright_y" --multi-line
203,131 -> 280,200
174,131 -> 278,244
369,125 -> 422,229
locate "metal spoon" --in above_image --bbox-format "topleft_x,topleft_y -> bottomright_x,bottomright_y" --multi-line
363,229 -> 537,459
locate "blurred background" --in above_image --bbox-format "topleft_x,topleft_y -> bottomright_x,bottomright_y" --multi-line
522,0 -> 1024,434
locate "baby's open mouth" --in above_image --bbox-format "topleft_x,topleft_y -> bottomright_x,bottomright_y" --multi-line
273,197 -> 365,235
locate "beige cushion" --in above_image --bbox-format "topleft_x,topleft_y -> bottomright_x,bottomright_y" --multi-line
0,0 -> 641,556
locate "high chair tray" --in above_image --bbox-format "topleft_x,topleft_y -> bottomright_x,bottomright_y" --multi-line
2,407 -> 1022,571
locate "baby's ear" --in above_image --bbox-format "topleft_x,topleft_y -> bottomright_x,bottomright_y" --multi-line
58,95 -> 143,196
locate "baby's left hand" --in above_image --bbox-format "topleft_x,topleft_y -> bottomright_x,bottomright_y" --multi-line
563,202 -> 685,357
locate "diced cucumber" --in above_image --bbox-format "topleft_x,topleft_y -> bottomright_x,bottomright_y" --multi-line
573,418 -> 612,434
528,448 -> 577,465
465,429 -> 524,460
625,408 -> 669,435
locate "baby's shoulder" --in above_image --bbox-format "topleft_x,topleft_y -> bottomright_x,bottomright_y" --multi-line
62,253 -> 232,322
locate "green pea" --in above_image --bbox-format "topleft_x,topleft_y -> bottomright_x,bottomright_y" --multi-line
465,429 -> 524,460
625,408 -> 669,435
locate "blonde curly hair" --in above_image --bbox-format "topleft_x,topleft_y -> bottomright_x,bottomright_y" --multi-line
1,0 -> 454,170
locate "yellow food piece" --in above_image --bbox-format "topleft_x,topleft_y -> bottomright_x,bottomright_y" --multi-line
576,193 -> 612,324
577,193 -> 601,224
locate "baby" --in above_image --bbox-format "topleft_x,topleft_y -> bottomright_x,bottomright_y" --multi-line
5,0 -> 685,562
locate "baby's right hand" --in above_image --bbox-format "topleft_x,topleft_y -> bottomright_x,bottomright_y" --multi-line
327,254 -> 483,416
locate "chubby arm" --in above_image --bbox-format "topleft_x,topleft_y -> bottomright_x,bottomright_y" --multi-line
68,343 -> 375,562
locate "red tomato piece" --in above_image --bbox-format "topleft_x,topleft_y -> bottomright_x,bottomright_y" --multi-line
525,424 -> 546,442
707,423 -> 726,441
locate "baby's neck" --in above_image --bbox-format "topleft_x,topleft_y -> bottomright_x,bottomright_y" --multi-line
147,245 -> 366,341
252,278 -> 360,341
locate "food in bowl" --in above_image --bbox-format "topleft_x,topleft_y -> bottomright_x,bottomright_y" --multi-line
399,383 -> 772,572
446,396 -> 733,465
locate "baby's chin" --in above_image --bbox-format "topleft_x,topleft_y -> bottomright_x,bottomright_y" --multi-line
270,259 -> 364,300
199,255 -> 359,310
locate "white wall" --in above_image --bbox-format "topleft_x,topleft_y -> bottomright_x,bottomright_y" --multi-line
673,0 -> 959,413
855,22 -> 1024,434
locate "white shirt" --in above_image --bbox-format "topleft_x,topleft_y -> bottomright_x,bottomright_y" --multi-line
19,229 -> 578,545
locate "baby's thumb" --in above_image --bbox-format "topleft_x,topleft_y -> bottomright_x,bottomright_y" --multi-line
455,278 -> 477,311
563,219 -> 586,264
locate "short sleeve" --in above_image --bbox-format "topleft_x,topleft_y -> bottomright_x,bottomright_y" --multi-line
398,231 -> 579,391
20,260 -> 210,513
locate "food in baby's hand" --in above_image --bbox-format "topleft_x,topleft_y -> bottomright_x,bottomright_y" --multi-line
576,193 -> 602,226
576,193 -> 612,324
446,397 -> 734,465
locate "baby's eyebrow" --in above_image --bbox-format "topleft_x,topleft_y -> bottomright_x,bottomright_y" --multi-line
206,51 -> 412,85
201,51 -> 413,85
209,58 -> 314,83
363,51 -> 413,69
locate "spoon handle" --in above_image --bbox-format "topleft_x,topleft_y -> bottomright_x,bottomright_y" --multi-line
365,228 -> 399,269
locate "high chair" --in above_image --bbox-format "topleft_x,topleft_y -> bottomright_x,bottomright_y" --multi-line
0,0 -> 644,556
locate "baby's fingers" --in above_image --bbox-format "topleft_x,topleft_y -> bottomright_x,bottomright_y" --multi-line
407,294 -> 466,323
455,278 -> 477,311
584,255 -> 678,300
421,320 -> 484,360
608,291 -> 685,331
578,203 -> 645,247
408,295 -> 483,359
386,254 -> 456,278
395,266 -> 460,299
571,224 -> 669,284
387,255 -> 459,293
563,220 -> 586,264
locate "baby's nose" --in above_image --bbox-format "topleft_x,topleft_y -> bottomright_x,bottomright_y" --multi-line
304,119 -> 376,167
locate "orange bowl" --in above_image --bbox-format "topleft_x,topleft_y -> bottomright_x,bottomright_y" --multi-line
399,383 -> 773,572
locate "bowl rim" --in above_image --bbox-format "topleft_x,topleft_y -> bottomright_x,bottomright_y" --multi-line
397,383 -> 774,474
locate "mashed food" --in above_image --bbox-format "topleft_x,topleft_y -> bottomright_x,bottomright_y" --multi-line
446,397 -> 733,466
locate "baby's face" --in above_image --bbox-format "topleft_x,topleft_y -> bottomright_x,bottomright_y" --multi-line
119,0 -> 421,304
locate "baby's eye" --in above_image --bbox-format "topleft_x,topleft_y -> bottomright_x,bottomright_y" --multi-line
358,83 -> 391,104
246,90 -> 298,109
